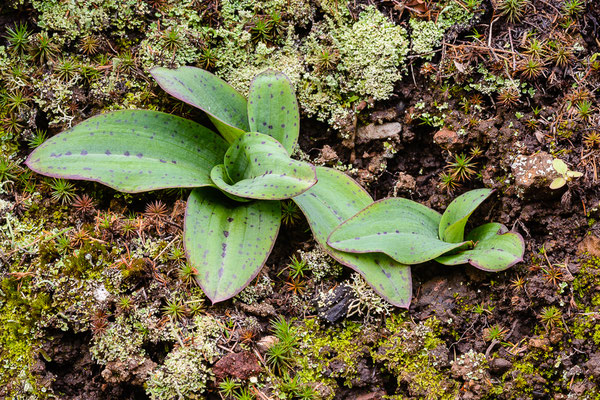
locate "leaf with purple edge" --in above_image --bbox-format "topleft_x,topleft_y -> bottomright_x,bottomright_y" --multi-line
150,66 -> 249,143
210,132 -> 316,200
439,188 -> 493,243
184,188 -> 281,303
293,167 -> 412,308
435,223 -> 525,271
26,110 -> 228,193
247,70 -> 299,154
327,198 -> 469,264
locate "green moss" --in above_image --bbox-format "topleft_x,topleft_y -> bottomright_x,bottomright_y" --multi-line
294,318 -> 374,395
373,315 -> 458,399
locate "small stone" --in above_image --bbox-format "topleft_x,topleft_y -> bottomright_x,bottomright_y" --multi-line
319,145 -> 338,163
584,353 -> 600,378
355,390 -> 387,400
577,235 -> 600,257
511,151 -> 561,199
489,357 -> 512,374
433,128 -> 460,150
529,337 -> 549,349
101,357 -> 156,385
357,122 -> 402,143
237,302 -> 276,317
256,335 -> 278,353
393,172 -> 416,195
317,285 -> 354,324
212,351 -> 262,381
369,108 -> 399,123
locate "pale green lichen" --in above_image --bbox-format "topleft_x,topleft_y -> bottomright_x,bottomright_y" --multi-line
145,346 -> 212,400
409,1 -> 476,60
235,274 -> 274,304
334,6 -> 409,100
346,273 -> 393,321
298,248 -> 343,282
145,315 -> 222,399
90,315 -> 146,364
31,0 -> 149,42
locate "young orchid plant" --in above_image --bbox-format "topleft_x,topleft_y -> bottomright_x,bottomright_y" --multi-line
26,67 -> 412,307
327,189 -> 525,272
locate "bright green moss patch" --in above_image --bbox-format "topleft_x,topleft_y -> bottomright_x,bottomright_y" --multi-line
373,315 -> 458,399
294,318 -> 376,395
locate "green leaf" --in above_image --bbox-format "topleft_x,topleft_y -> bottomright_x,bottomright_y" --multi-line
294,167 -> 412,308
184,188 -> 281,303
552,158 -> 568,175
150,66 -> 249,143
211,132 -> 316,200
435,223 -> 524,271
247,70 -> 299,154
327,198 -> 468,264
439,189 -> 493,243
26,110 -> 228,193
549,177 -> 566,189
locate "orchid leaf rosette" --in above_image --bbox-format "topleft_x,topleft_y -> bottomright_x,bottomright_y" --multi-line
26,67 -> 413,307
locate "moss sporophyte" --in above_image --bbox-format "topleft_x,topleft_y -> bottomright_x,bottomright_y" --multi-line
26,67 -> 524,308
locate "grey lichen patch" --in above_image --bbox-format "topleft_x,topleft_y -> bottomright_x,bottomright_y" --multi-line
90,314 -> 146,364
145,346 -> 212,400
145,314 -> 222,399
298,248 -> 343,282
235,274 -> 274,304
214,5 -> 409,132
345,273 -> 393,321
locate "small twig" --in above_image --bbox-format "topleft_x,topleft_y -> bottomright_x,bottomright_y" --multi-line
153,236 -> 179,261
508,27 -> 517,73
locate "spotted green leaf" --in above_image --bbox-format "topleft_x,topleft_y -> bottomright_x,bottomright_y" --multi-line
150,66 -> 249,143
435,223 -> 525,271
247,70 -> 299,154
294,167 -> 412,308
26,110 -> 228,193
439,188 -> 493,243
210,132 -> 316,200
184,188 -> 281,303
327,198 -> 468,264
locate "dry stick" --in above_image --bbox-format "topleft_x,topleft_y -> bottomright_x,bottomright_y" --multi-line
537,0 -> 561,13
152,236 -> 179,261
446,43 -> 518,56
487,15 -> 500,62
508,27 -> 517,73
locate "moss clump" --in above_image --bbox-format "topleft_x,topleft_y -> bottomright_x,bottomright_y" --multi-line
294,318 -> 376,395
372,315 -> 457,399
